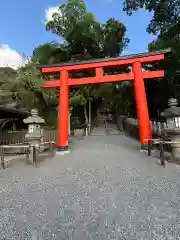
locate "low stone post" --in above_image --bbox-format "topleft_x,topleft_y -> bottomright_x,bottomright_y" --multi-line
23,109 -> 45,164
162,98 -> 180,163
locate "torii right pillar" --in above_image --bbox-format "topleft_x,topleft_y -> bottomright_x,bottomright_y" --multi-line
132,61 -> 152,150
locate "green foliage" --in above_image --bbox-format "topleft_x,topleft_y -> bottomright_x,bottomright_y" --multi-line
0,63 -> 59,125
148,32 -> 180,104
45,0 -> 130,121
123,0 -> 180,113
1,0 -> 179,126
0,67 -> 17,104
102,18 -> 130,57
46,0 -> 129,59
0,0 -> 132,127
32,42 -> 70,64
123,0 -> 180,35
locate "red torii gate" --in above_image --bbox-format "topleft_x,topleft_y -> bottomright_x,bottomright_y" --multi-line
41,49 -> 170,151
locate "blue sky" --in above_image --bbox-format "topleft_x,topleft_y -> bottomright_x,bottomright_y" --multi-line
0,0 -> 155,68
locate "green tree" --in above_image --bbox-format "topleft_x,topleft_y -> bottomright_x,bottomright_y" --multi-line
0,1 -> 131,130
1,63 -> 59,125
123,0 -> 180,35
102,18 -> 129,57
0,67 -> 18,105
123,0 -> 180,114
147,34 -> 180,109
45,0 -> 130,126
32,42 -> 70,64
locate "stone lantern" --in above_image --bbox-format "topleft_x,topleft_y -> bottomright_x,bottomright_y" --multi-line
162,98 -> 180,162
23,109 -> 45,163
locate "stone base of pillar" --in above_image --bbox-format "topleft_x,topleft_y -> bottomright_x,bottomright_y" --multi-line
56,145 -> 70,155
140,144 -> 148,151
56,150 -> 70,155
57,146 -> 68,151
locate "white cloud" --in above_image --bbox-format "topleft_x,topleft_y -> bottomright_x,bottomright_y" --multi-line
43,6 -> 65,44
0,44 -> 27,69
44,6 -> 62,24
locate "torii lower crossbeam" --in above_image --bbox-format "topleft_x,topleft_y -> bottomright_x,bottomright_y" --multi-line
40,48 -> 170,151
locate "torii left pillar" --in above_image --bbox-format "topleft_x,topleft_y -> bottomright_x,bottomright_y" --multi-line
57,70 -> 69,151
132,61 -> 152,149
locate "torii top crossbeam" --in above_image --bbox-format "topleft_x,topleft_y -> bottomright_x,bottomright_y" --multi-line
41,48 -> 170,87
40,48 -> 171,151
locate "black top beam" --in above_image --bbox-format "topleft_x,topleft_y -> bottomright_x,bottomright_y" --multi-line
38,48 -> 171,69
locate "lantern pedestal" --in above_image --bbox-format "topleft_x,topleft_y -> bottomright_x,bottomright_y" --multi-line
162,98 -> 180,163
164,129 -> 180,163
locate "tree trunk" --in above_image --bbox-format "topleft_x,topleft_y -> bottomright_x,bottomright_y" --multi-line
84,105 -> 88,136
88,99 -> 91,133
84,105 -> 88,126
96,108 -> 100,126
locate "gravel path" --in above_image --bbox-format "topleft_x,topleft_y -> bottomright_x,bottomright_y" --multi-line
0,127 -> 180,239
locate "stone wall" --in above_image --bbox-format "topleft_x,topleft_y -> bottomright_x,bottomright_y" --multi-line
116,117 -> 139,140
116,116 -> 167,140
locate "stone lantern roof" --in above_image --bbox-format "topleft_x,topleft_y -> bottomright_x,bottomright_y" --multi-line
23,109 -> 45,124
162,98 -> 180,118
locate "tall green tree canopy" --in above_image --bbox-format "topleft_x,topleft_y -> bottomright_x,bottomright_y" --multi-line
123,0 -> 180,110
123,0 -> 180,35
44,0 -> 131,121
46,0 -> 129,59
0,0 -> 131,127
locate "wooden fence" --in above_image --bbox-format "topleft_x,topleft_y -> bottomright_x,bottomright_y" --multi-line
0,122 -> 87,145
0,130 -> 58,145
